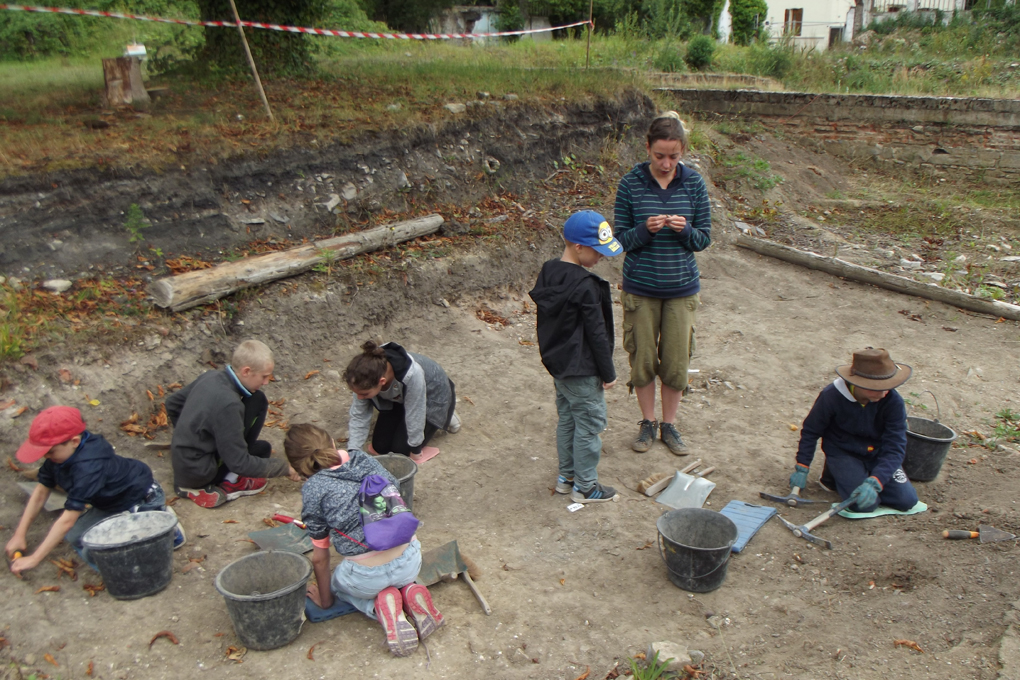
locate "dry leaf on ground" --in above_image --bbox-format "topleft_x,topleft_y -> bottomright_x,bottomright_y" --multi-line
149,631 -> 179,648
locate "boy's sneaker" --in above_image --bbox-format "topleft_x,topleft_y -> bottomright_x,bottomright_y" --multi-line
219,476 -> 267,501
400,583 -> 445,641
164,506 -> 187,550
176,484 -> 226,509
374,587 -> 418,657
571,482 -> 619,504
659,422 -> 689,456
632,419 -> 658,453
555,475 -> 574,494
447,412 -> 461,434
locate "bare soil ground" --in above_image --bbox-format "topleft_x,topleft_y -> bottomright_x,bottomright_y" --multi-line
2,121 -> 1020,680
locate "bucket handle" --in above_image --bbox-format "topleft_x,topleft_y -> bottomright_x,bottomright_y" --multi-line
912,389 -> 943,423
658,532 -> 733,581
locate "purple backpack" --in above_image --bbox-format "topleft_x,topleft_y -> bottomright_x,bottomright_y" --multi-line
358,475 -> 419,551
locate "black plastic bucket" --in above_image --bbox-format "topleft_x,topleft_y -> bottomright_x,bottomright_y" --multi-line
375,454 -> 418,512
903,416 -> 957,482
657,508 -> 738,593
81,511 -> 177,600
215,551 -> 312,651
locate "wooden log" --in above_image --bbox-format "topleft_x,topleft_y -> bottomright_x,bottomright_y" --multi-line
102,57 -> 150,107
735,234 -> 1020,321
149,214 -> 444,312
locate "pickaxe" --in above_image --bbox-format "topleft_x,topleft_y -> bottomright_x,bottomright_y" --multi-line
759,485 -> 825,508
777,498 -> 856,550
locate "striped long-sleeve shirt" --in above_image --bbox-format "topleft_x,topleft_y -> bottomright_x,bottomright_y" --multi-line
613,162 -> 712,298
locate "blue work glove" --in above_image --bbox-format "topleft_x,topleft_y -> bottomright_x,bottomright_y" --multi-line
850,477 -> 882,510
789,464 -> 809,491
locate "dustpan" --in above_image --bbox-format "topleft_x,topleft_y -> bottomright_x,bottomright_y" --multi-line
655,470 -> 716,509
247,522 -> 313,554
417,540 -> 492,615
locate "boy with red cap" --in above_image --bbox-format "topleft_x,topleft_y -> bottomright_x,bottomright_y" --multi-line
5,406 -> 183,576
791,348 -> 919,513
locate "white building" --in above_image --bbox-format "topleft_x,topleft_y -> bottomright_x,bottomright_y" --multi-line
764,0 -> 966,51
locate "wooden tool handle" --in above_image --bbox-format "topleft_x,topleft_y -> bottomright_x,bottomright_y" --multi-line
679,459 -> 703,475
943,530 -> 979,540
804,498 -> 855,532
462,571 -> 492,615
791,486 -> 802,496
696,466 -> 716,478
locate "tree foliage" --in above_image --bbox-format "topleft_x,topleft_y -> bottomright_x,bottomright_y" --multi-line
357,0 -> 459,32
729,0 -> 766,45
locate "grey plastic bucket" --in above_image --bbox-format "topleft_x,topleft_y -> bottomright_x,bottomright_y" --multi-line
215,551 -> 312,651
81,511 -> 177,600
375,454 -> 418,512
903,416 -> 957,482
657,508 -> 738,593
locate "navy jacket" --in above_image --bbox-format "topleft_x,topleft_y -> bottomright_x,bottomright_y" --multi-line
37,432 -> 153,513
795,383 -> 908,487
529,259 -> 616,384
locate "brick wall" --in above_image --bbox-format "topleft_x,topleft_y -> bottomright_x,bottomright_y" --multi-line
660,88 -> 1020,183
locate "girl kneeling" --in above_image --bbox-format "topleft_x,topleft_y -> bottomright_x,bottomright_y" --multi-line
285,423 -> 444,657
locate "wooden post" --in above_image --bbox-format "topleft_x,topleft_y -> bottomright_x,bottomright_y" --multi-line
585,0 -> 594,69
102,57 -> 150,107
226,0 -> 274,122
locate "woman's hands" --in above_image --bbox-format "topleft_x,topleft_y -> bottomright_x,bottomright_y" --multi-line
646,215 -> 686,234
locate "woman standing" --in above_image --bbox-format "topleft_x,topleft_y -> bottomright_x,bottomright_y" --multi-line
344,341 -> 459,463
613,112 -> 712,455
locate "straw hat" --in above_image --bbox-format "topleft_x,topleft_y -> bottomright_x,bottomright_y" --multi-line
835,348 -> 911,391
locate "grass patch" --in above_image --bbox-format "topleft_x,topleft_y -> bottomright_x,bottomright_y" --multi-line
719,151 -> 782,191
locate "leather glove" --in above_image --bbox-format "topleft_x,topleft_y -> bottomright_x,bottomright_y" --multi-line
850,477 -> 882,510
789,464 -> 809,491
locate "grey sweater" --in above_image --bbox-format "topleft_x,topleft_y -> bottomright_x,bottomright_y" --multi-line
300,450 -> 398,556
166,369 -> 288,488
347,343 -> 453,451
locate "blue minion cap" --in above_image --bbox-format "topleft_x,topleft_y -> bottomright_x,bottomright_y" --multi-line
563,210 -> 623,257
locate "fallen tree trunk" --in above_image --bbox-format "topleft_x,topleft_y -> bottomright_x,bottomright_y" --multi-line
149,214 -> 444,311
735,234 -> 1020,322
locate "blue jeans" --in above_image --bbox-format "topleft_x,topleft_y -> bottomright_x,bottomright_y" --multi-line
825,451 -> 918,512
554,376 -> 608,493
66,483 -> 168,567
331,539 -> 422,620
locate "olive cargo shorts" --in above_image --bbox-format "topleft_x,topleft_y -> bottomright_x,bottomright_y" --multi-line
622,292 -> 698,392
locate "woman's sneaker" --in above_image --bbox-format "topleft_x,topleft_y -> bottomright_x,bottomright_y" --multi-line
374,587 -> 418,657
632,419 -> 658,453
447,412 -> 461,434
555,475 -> 574,494
400,583 -> 445,641
570,483 -> 619,504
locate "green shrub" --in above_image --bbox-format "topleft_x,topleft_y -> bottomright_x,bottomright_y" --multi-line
684,34 -> 715,70
653,41 -> 687,71
729,0 -> 767,46
745,39 -> 794,78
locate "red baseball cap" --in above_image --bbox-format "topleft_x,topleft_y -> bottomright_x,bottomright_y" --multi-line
17,406 -> 87,463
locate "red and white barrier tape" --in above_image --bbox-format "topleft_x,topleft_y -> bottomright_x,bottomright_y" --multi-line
0,4 -> 592,40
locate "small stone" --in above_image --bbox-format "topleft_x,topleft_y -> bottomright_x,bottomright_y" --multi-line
922,272 -> 945,282
43,279 -> 73,293
320,194 -> 341,212
476,91 -> 491,99
270,212 -> 287,224
386,103 -> 401,111
242,218 -> 265,225
912,125 -> 924,133
49,240 -> 64,251
987,244 -> 1001,252
326,370 -> 341,380
647,641 -> 692,671
438,298 -> 451,308
341,183 -> 358,201
954,254 -> 967,263
723,381 -> 735,390
967,367 -> 983,378
503,93 -> 519,101
899,259 -> 921,270
689,650 -> 705,665
396,171 -> 411,189
733,220 -> 751,234
444,103 -> 467,114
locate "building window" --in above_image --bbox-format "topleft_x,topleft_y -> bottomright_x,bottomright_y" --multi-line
784,8 -> 803,36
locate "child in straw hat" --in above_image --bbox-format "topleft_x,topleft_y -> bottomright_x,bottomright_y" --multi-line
791,348 -> 919,513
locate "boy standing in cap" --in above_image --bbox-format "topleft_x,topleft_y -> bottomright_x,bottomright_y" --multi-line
529,210 -> 623,503
5,406 -> 183,576
791,348 -> 919,513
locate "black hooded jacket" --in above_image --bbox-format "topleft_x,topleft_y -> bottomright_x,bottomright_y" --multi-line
529,259 -> 616,383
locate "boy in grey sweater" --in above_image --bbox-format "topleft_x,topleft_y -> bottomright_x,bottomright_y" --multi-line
167,340 -> 299,508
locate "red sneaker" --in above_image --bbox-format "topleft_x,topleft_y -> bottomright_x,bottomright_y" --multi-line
400,583 -> 445,640
218,476 -> 267,501
374,587 -> 418,657
175,484 -> 226,509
